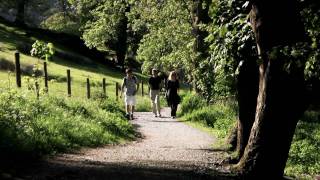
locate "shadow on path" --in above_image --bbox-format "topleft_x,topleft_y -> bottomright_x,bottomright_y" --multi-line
1,158 -> 238,180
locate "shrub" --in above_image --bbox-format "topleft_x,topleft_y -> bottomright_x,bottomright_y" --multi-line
179,93 -> 206,116
30,40 -> 55,61
182,103 -> 236,138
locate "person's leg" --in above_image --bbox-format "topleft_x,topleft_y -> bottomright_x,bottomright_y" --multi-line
150,90 -> 157,116
125,95 -> 130,119
130,96 -> 136,119
170,103 -> 174,117
172,103 -> 178,118
155,90 -> 161,116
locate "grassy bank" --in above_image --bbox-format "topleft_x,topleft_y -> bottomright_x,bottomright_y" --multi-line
0,90 -> 134,159
178,93 -> 320,179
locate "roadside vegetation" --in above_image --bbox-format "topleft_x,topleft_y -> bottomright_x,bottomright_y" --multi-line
178,94 -> 320,179
0,90 -> 134,159
0,19 -> 144,160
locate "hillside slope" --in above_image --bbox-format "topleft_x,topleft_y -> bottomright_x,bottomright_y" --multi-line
0,18 -> 128,99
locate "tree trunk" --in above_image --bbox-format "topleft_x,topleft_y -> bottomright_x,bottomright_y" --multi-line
15,0 -> 27,26
115,10 -> 128,70
191,0 -> 211,93
236,51 -> 307,178
235,0 -> 308,178
235,59 -> 259,159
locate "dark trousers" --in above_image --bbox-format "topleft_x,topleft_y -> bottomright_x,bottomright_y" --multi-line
170,103 -> 178,117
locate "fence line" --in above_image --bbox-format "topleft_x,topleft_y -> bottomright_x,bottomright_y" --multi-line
5,52 -> 151,100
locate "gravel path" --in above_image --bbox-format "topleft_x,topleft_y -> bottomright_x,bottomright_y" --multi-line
65,108 -> 218,167
4,108 -> 234,180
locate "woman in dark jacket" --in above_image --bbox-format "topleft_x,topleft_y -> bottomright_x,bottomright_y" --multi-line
166,71 -> 180,118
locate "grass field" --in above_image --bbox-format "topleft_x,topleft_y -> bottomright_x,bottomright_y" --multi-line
0,20 -> 154,112
0,19 -> 156,159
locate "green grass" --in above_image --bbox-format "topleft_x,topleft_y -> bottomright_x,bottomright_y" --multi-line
0,18 -> 152,160
0,90 -> 134,158
178,93 -> 236,140
285,111 -> 320,179
0,20 -> 151,100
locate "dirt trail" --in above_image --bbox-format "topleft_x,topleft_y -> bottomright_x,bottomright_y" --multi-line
2,108 -> 234,180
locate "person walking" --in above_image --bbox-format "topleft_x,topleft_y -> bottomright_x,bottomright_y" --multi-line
120,68 -> 139,120
148,68 -> 162,117
166,71 -> 180,118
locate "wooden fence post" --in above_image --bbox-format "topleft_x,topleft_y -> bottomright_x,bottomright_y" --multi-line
35,81 -> 39,99
141,81 -> 144,96
87,78 -> 90,99
67,69 -> 71,97
44,62 -> 48,93
116,82 -> 119,101
102,78 -> 106,97
15,51 -> 21,88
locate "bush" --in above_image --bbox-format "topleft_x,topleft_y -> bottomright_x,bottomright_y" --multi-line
30,40 -> 55,61
179,93 -> 206,116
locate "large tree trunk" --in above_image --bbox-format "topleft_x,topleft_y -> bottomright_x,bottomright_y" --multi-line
226,59 -> 259,155
235,0 -> 308,178
235,59 -> 259,159
236,51 -> 307,178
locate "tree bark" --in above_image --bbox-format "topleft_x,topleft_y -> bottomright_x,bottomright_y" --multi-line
235,59 -> 259,159
235,0 -> 308,178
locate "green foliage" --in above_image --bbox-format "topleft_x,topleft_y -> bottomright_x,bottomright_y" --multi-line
285,111 -> 320,179
301,4 -> 320,80
204,0 -> 256,100
30,40 -> 55,61
132,0 -> 193,74
81,0 -> 127,50
179,93 -> 206,115
179,94 -> 236,139
0,90 -> 134,158
41,12 -> 80,35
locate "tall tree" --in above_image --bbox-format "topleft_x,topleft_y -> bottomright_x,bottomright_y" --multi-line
235,0 -> 308,178
73,0 -> 130,69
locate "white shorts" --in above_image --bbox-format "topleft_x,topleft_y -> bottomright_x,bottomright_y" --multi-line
125,95 -> 136,106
